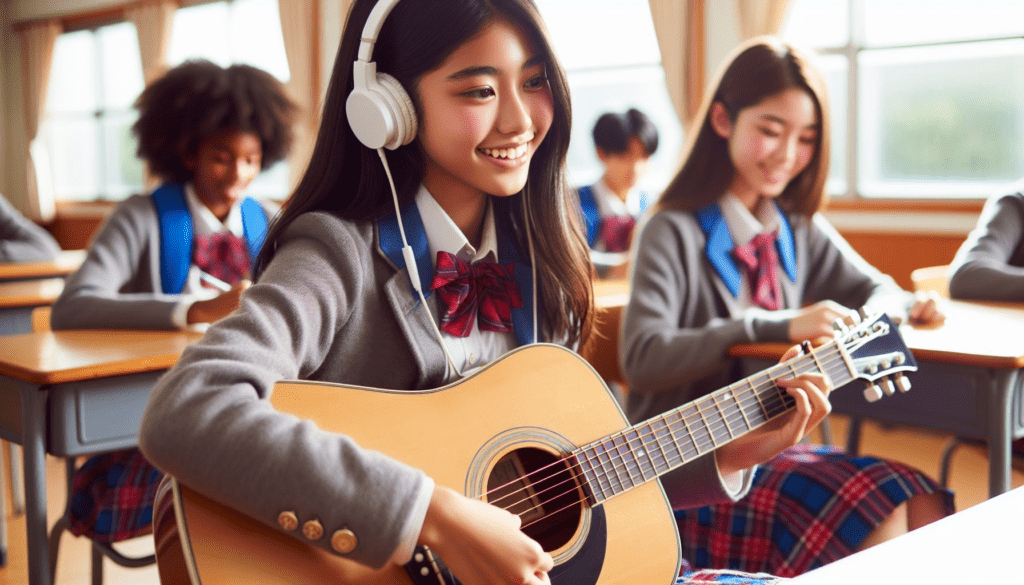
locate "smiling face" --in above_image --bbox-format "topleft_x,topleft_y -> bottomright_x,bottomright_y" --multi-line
414,18 -> 554,212
711,87 -> 820,212
187,130 -> 263,221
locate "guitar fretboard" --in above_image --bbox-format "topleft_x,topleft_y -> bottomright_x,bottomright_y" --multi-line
572,342 -> 854,504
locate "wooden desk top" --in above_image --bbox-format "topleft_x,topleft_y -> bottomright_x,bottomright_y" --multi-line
0,278 -> 64,308
0,249 -> 85,281
0,330 -> 203,385
792,486 -> 1024,583
731,300 -> 1024,370
594,278 -> 628,309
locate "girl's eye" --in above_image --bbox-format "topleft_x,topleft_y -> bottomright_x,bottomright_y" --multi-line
759,127 -> 780,138
524,74 -> 548,90
799,135 -> 818,145
462,87 -> 495,99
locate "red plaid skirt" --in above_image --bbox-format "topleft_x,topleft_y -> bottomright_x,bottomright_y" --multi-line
674,444 -> 954,577
68,449 -> 164,543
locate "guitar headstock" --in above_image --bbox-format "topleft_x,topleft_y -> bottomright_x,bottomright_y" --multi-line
831,309 -> 917,403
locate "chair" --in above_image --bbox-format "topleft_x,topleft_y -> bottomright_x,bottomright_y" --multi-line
38,305 -> 157,584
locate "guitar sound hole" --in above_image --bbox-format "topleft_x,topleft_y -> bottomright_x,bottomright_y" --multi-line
486,447 -> 582,552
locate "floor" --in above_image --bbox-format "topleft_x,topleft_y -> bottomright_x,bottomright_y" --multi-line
1,415 -> 1022,585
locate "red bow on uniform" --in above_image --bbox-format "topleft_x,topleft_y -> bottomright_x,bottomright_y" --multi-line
733,232 -> 782,310
599,215 -> 638,253
194,232 -> 250,287
430,251 -> 523,338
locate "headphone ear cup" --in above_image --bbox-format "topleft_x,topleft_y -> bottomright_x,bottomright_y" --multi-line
375,72 -> 417,149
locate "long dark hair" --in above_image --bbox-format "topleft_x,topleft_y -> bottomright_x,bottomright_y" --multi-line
659,36 -> 831,217
254,0 -> 592,348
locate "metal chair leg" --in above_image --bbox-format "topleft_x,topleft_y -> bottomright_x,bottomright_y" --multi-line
10,444 -> 25,515
939,436 -> 963,489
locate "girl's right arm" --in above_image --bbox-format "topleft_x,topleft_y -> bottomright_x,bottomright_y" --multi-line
0,194 -> 61,262
949,192 -> 1024,301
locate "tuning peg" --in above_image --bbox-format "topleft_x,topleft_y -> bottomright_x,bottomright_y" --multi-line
858,307 -> 870,320
832,318 -> 848,333
881,377 -> 896,396
849,311 -> 862,325
895,374 -> 912,393
863,383 -> 883,402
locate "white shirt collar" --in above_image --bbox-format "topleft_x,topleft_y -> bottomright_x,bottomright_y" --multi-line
719,193 -> 782,247
415,185 -> 498,264
592,177 -> 644,217
184,183 -> 246,238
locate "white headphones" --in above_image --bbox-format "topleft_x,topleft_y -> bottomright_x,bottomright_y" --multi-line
345,0 -> 417,150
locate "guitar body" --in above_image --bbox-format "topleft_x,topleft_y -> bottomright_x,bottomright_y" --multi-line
154,344 -> 681,585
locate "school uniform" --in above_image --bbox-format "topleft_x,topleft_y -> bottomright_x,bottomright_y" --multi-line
140,186 -> 754,569
622,197 -> 953,576
578,179 -> 652,252
0,193 -> 60,262
51,183 -> 273,543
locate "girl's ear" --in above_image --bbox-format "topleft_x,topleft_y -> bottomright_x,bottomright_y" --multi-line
595,147 -> 609,163
709,102 -> 732,139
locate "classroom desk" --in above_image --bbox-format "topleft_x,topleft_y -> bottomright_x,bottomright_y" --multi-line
0,278 -> 63,335
583,279 -> 630,386
730,300 -> 1024,500
0,249 -> 85,283
791,485 -> 1024,583
0,329 -> 201,585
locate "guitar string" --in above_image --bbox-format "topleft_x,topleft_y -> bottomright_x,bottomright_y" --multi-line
482,350 -> 857,518
483,350 -> 848,513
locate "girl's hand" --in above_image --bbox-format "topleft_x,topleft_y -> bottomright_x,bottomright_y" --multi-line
907,290 -> 945,326
186,280 -> 250,324
418,485 -> 553,585
716,345 -> 832,475
788,300 -> 850,345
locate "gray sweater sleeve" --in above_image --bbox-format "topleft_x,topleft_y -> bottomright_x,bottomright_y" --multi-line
50,195 -> 181,330
140,215 -> 428,568
948,192 -> 1024,301
0,194 -> 61,262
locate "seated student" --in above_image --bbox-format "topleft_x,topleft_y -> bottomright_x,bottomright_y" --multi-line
578,108 -> 658,278
49,59 -> 296,547
948,186 -> 1024,456
621,36 -> 953,577
139,3 -> 833,584
0,193 -> 61,262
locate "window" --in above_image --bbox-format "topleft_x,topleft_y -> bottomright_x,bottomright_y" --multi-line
783,0 -> 1024,198
42,23 -> 146,202
535,0 -> 683,195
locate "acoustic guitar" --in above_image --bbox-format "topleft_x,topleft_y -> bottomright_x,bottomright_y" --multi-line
153,311 -> 915,585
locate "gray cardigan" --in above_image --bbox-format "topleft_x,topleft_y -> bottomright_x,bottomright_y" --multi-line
51,193 -> 277,330
0,194 -> 60,263
622,207 -> 910,427
948,191 -> 1024,301
140,210 -> 746,568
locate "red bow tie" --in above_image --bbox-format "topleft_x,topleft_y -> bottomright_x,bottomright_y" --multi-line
599,215 -> 637,253
733,232 -> 782,310
430,251 -> 523,338
194,232 -> 250,287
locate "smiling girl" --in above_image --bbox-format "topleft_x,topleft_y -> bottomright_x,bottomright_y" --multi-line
141,5 -> 836,585
621,36 -> 952,576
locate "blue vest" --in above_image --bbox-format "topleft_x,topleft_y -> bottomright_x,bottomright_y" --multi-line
150,183 -> 268,294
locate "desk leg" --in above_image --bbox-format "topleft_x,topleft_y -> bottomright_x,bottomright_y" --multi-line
21,386 -> 51,585
987,369 -> 1017,499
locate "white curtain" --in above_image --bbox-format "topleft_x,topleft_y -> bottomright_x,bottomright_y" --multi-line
648,0 -> 704,129
278,0 -> 319,188
126,0 -> 178,85
18,19 -> 61,222
735,0 -> 792,39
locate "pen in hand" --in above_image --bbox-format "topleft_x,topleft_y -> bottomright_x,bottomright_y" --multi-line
199,270 -> 233,292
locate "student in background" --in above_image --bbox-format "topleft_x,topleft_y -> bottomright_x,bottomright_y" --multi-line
140,3 -> 833,584
0,193 -> 60,262
579,108 -> 658,278
621,36 -> 952,577
49,59 -> 296,548
948,187 -> 1024,456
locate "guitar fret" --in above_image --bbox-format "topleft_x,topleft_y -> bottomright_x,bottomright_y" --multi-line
659,414 -> 687,467
625,429 -> 656,481
605,437 -> 634,493
732,386 -> 753,430
749,377 -> 769,423
682,404 -> 712,454
613,435 -> 641,487
594,441 -> 624,496
578,448 -> 609,502
647,419 -> 676,472
711,394 -> 734,439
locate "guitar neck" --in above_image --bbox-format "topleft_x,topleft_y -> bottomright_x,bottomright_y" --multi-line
573,340 -> 855,504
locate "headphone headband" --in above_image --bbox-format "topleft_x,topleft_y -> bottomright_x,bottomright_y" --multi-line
356,0 -> 402,64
